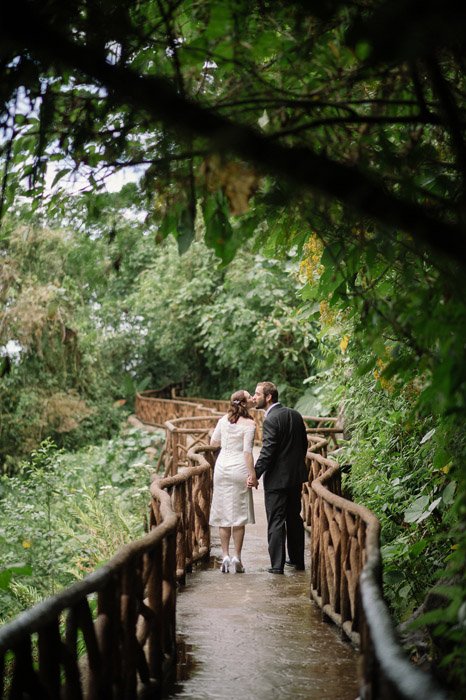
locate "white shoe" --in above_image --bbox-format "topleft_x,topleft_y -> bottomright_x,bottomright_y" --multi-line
221,556 -> 230,573
231,556 -> 244,573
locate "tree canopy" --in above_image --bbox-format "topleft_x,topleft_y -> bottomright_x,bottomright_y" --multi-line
2,0 -> 466,263
4,0 -> 465,448
2,3 -> 466,694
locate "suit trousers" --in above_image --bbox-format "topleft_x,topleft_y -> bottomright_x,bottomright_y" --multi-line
264,487 -> 305,571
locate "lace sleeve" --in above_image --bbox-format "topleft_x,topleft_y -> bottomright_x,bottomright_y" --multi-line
211,417 -> 222,445
243,424 -> 256,453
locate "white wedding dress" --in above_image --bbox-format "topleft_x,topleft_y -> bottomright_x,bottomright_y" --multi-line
209,415 -> 256,527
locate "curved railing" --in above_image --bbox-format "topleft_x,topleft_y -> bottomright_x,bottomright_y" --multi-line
136,390 -> 268,441
171,392 -> 230,413
0,493 -> 179,697
151,442 -> 216,583
306,448 -> 447,700
135,391 -> 219,426
163,416 -> 219,476
0,438 -> 215,699
0,396 -> 448,700
136,391 -> 344,451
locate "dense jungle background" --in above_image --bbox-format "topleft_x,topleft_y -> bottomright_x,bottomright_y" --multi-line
1,1 -> 466,697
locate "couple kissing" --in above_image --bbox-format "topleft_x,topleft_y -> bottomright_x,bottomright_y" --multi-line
209,381 -> 308,575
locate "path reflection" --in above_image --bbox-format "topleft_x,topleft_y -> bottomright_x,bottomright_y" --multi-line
168,487 -> 359,700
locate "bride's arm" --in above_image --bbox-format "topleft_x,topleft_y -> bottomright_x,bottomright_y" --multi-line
210,416 -> 222,448
243,423 -> 258,487
244,451 -> 256,484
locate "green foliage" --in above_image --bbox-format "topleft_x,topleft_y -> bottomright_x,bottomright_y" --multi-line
119,235 -> 315,402
0,428 -> 163,623
123,236 -> 221,391
299,238 -> 466,693
2,1 -> 466,693
1,199 -> 315,470
336,377 -> 454,609
3,0 -> 465,267
198,250 -> 315,401
0,565 -> 32,594
0,204 -> 160,470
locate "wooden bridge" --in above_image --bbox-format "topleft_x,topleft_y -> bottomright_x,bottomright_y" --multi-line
0,392 -> 448,699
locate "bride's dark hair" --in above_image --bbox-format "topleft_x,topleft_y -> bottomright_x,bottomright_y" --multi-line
227,390 -> 252,424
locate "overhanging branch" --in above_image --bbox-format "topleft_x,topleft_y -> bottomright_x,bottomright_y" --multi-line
3,1 -> 466,266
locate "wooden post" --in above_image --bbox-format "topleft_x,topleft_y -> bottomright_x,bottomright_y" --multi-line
171,429 -> 179,475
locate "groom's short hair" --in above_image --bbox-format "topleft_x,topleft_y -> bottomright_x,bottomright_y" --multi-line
259,381 -> 278,403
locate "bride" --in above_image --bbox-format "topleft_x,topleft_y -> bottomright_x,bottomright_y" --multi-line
209,390 -> 256,573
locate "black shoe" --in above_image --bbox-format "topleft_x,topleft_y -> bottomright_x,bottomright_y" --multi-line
285,560 -> 305,570
267,567 -> 284,574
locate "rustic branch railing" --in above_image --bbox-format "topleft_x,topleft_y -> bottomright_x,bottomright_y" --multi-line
162,416 -> 219,476
136,391 -> 345,450
151,444 -> 216,584
301,434 -> 328,533
171,393 -> 230,413
0,439 -> 215,700
0,493 -> 179,699
0,394 -> 447,700
135,392 -> 220,427
306,441 -> 447,700
303,416 -> 344,449
136,391 -> 269,442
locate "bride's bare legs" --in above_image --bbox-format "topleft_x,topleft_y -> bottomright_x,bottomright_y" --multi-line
232,526 -> 245,559
219,527 -> 232,557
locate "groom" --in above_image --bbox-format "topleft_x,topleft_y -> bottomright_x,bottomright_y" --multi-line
248,381 -> 309,574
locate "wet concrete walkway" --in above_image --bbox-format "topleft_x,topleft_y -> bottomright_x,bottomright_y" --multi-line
171,481 -> 359,700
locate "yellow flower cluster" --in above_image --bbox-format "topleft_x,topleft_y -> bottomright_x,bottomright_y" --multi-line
319,299 -> 338,326
339,335 -> 350,353
373,358 -> 394,393
300,234 -> 324,282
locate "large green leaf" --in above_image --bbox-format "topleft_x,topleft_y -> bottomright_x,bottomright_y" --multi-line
0,565 -> 32,590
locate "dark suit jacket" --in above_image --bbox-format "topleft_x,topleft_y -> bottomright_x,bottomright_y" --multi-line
255,404 -> 309,490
